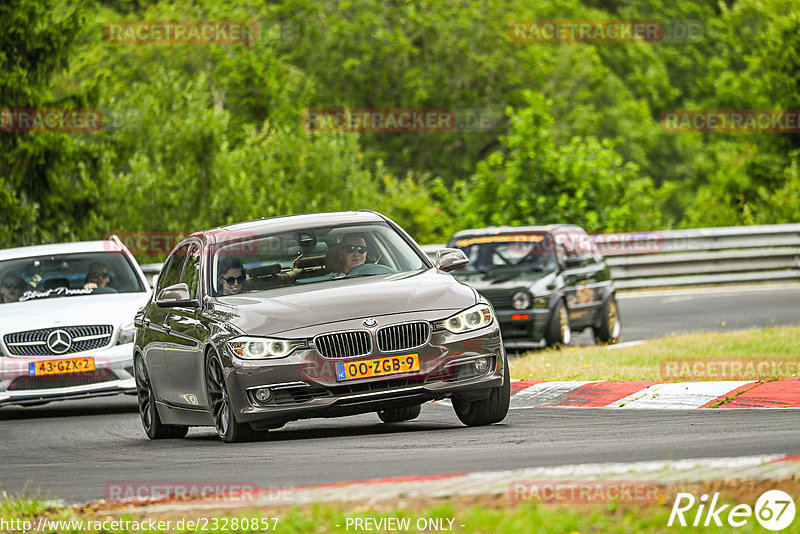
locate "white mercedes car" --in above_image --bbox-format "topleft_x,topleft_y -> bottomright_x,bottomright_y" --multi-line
0,236 -> 151,406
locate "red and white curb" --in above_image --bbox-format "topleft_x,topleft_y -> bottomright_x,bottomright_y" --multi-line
505,379 -> 800,409
102,454 -> 800,512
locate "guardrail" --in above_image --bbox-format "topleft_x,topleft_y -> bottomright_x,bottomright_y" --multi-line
600,224 -> 800,289
140,263 -> 162,288
138,224 -> 800,290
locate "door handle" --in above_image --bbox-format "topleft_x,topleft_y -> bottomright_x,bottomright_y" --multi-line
163,323 -> 171,333
143,318 -> 150,326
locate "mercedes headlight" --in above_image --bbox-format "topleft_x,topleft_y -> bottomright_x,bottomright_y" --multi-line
443,304 -> 494,334
511,290 -> 532,310
228,337 -> 306,359
117,323 -> 136,345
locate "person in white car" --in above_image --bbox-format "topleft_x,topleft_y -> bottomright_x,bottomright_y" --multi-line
1,273 -> 26,303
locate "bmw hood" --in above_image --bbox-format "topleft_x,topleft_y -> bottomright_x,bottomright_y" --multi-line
0,292 -> 150,337
212,268 -> 476,336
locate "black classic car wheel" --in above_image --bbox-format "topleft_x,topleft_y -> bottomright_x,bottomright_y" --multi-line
593,295 -> 621,344
205,351 -> 261,443
453,359 -> 510,426
135,356 -> 188,439
378,404 -> 421,423
545,299 -> 571,347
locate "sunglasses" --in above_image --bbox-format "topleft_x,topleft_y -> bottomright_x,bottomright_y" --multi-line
222,275 -> 245,285
344,245 -> 368,255
2,282 -> 22,290
89,272 -> 110,279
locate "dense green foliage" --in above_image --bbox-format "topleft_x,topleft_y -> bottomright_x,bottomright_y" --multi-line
1,0 -> 798,251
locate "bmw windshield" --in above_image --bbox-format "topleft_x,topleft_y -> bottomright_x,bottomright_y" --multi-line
0,252 -> 146,304
210,222 -> 427,296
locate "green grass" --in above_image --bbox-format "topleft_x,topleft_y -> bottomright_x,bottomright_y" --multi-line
0,497 -> 776,533
509,325 -> 800,382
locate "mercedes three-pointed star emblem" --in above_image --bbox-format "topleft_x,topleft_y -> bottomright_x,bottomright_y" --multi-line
47,329 -> 72,354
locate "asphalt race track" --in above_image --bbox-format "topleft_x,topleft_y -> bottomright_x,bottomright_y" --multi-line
617,284 -> 800,341
2,285 -> 800,504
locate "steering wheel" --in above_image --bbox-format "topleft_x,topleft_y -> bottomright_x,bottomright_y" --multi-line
346,263 -> 396,277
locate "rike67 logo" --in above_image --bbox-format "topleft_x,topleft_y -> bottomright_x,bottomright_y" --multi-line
669,490 -> 796,531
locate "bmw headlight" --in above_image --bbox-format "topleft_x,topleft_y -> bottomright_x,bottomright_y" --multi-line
228,337 -> 307,359
511,290 -> 532,310
443,304 -> 494,334
117,323 -> 136,345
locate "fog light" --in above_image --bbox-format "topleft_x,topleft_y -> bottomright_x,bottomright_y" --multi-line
474,357 -> 489,373
254,388 -> 272,403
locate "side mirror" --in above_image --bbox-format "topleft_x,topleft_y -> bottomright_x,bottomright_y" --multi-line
564,256 -> 582,269
156,283 -> 199,308
436,248 -> 470,272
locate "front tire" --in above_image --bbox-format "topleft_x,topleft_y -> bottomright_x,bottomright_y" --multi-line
135,356 -> 188,439
205,351 -> 258,443
378,404 -> 421,423
545,299 -> 571,347
593,295 -> 621,344
453,358 -> 510,426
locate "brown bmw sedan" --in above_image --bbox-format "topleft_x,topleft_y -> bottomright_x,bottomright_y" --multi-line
133,211 -> 509,442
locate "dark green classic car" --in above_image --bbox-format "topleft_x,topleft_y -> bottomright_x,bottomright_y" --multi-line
447,225 -> 620,349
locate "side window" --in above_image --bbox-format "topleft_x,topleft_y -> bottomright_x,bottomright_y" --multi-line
158,243 -> 190,293
574,229 -> 596,265
553,232 -> 572,267
554,229 -> 595,267
181,245 -> 201,299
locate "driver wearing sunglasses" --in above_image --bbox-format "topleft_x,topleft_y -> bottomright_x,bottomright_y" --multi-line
0,273 -> 27,303
218,257 -> 246,296
331,233 -> 369,276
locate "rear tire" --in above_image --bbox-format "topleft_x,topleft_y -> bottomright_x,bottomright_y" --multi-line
134,356 -> 188,439
593,295 -> 621,344
378,404 -> 422,423
453,358 -> 510,426
545,299 -> 571,347
205,351 -> 256,443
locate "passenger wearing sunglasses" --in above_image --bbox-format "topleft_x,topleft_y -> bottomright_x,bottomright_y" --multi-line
83,262 -> 116,292
1,273 -> 27,303
330,234 -> 368,276
218,257 -> 246,296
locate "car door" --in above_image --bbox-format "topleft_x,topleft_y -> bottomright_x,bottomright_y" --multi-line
163,243 -> 209,408
571,229 -> 605,327
554,228 -> 598,329
142,244 -> 189,398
